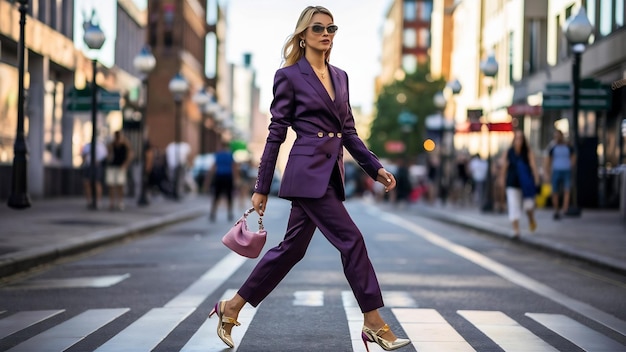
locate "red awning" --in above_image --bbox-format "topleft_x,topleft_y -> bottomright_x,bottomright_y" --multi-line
456,122 -> 513,133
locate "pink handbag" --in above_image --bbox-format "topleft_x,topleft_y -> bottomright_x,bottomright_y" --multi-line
222,207 -> 267,258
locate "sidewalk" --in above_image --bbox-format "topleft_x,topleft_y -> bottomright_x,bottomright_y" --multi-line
408,202 -> 626,273
0,195 -> 210,278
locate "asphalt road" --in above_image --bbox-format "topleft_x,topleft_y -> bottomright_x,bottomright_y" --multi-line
1,197 -> 625,352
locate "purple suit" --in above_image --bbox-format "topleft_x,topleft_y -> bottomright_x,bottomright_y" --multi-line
238,57 -> 384,313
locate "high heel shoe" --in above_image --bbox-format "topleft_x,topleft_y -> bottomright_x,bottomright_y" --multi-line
361,324 -> 410,352
208,300 -> 241,348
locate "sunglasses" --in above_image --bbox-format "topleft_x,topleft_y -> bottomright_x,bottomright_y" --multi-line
309,24 -> 338,34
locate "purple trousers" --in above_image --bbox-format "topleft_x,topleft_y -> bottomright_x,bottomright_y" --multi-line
237,185 -> 384,313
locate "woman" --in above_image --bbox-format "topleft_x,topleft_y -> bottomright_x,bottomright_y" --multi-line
500,130 -> 540,238
209,6 -> 410,351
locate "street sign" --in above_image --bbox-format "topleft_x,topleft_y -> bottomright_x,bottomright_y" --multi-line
579,78 -> 611,110
66,87 -> 121,112
542,82 -> 572,110
542,79 -> 611,110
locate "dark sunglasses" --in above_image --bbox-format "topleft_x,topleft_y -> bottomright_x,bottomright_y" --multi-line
309,24 -> 338,34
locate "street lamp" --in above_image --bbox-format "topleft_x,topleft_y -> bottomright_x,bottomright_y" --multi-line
168,73 -> 189,200
83,18 -> 106,210
133,45 -> 156,206
433,91 -> 449,204
192,87 -> 212,154
7,0 -> 31,209
480,53 -> 499,212
563,6 -> 593,217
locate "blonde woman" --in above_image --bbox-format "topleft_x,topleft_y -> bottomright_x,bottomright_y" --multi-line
209,6 -> 410,351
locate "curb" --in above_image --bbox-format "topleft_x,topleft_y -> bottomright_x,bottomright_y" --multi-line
417,207 -> 626,275
0,206 -> 206,278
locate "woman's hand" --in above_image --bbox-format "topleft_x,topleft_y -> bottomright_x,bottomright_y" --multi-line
376,168 -> 396,192
251,192 -> 268,216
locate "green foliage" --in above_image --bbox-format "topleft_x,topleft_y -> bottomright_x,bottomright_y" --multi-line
368,69 -> 446,160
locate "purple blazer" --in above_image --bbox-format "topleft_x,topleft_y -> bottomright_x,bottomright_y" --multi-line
254,57 -> 383,200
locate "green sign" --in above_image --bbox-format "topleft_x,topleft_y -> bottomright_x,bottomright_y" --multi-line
542,79 -> 611,110
542,83 -> 572,110
66,87 -> 121,112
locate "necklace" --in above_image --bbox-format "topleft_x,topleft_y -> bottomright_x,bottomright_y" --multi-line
313,66 -> 326,79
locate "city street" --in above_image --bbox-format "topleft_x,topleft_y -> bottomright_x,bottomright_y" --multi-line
0,198 -> 625,351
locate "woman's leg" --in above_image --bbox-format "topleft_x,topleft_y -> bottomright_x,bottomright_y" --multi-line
506,187 -> 522,237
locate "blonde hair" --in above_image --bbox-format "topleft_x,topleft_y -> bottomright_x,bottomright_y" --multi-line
282,6 -> 334,67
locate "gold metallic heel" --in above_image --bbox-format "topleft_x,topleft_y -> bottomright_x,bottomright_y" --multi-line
361,324 -> 410,352
209,300 -> 241,348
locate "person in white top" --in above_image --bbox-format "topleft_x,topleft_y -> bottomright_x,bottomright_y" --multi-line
165,141 -> 191,199
468,154 -> 488,206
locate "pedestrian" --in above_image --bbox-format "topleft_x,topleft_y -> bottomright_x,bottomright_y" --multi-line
544,129 -> 575,219
468,154 -> 488,206
106,130 -> 133,210
165,140 -> 191,199
208,6 -> 410,351
207,141 -> 239,222
80,138 -> 108,209
500,130 -> 540,238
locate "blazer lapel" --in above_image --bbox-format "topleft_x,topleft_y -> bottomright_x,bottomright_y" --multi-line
298,58 -> 341,122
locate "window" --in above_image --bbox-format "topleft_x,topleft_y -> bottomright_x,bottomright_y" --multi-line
402,55 -> 417,74
404,0 -> 416,21
508,32 -> 514,83
403,29 -> 416,48
419,0 -> 433,21
615,0 -> 624,28
600,0 -> 613,35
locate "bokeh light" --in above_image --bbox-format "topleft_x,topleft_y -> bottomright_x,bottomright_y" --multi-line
423,139 -> 436,152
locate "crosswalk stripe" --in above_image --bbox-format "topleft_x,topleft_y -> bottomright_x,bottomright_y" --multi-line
165,252 -> 246,309
526,313 -> 626,351
181,289 -> 259,352
6,308 -> 129,352
94,307 -> 194,352
342,291 -> 369,352
0,310 -> 64,340
458,310 -> 558,351
293,290 -> 324,306
392,308 -> 475,352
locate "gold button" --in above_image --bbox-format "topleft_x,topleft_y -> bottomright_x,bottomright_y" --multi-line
328,132 -> 335,138
337,133 -> 342,138
317,132 -> 324,138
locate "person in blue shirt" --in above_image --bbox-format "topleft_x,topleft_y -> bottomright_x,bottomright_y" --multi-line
207,141 -> 239,222
544,129 -> 576,220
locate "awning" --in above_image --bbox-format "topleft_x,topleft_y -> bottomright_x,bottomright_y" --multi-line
455,122 -> 513,133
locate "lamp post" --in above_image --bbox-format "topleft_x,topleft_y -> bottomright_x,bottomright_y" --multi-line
480,53 -> 499,212
7,0 -> 31,209
133,46 -> 156,206
433,91 -> 448,204
192,87 -> 212,154
83,20 -> 106,210
564,7 -> 593,217
168,73 -> 189,200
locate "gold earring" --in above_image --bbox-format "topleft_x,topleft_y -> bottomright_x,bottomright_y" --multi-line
299,40 -> 305,48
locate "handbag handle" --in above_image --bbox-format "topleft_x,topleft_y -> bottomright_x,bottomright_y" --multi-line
242,207 -> 264,231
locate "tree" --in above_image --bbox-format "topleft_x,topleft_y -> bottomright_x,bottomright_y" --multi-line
368,70 -> 446,160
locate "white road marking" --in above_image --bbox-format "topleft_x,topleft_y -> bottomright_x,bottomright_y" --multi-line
458,310 -> 558,351
7,309 -> 128,352
181,289 -> 259,352
527,313 -> 626,351
393,308 -> 475,352
6,274 -> 130,289
94,307 -> 193,352
381,211 -> 626,337
293,290 -> 324,306
0,310 -> 64,340
165,252 -> 247,308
